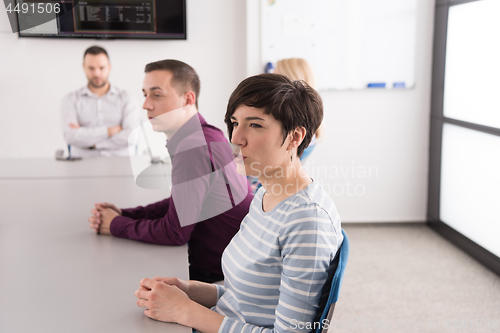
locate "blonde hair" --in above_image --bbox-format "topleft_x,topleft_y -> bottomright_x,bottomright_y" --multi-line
276,58 -> 316,89
275,58 -> 322,139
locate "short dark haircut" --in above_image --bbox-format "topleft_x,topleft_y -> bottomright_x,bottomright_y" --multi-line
144,59 -> 200,108
225,73 -> 323,158
83,46 -> 108,59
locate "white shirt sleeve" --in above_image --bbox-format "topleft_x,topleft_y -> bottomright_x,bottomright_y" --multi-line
94,92 -> 140,150
60,92 -> 108,148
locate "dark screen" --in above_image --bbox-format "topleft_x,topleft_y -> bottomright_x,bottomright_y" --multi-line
18,0 -> 186,39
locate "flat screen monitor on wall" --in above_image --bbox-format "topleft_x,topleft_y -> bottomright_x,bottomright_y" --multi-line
17,0 -> 186,39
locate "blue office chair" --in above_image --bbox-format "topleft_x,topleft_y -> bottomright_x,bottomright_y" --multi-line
314,229 -> 350,333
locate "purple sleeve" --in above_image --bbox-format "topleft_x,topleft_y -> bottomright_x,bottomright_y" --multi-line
120,198 -> 170,220
110,197 -> 195,246
109,145 -> 210,245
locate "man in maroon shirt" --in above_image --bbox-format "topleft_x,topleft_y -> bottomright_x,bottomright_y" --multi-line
87,60 -> 253,283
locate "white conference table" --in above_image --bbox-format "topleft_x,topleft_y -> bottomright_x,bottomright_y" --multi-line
0,156 -> 191,333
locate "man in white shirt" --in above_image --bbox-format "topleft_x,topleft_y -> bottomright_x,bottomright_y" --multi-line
61,46 -> 140,157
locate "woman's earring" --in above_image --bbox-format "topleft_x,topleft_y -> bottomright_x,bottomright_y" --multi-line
290,150 -> 293,162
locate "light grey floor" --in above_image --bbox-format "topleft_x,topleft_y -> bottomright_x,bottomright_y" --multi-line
329,224 -> 500,333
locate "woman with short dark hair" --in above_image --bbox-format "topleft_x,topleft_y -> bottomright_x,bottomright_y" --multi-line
134,74 -> 343,333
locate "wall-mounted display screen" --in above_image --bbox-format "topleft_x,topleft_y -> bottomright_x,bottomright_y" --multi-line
16,0 -> 186,39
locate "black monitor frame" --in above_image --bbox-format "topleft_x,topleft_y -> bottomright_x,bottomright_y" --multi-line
16,0 -> 186,40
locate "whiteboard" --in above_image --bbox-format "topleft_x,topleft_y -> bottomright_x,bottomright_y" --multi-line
261,0 -> 417,90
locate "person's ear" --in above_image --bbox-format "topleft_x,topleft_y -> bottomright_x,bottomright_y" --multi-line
287,127 -> 306,150
184,91 -> 196,107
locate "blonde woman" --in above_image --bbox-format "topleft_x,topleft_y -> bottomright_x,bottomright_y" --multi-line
275,58 -> 316,89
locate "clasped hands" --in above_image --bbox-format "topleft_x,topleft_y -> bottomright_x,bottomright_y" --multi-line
134,277 -> 191,324
88,202 -> 121,235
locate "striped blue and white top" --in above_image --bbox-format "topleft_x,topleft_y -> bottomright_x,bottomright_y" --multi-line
212,180 -> 343,333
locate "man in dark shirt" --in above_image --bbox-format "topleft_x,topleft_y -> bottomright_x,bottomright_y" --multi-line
88,60 -> 253,283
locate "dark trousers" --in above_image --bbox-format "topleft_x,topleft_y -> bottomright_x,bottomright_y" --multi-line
189,266 -> 224,284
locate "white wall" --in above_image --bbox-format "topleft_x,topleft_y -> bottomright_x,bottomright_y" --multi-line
0,0 -> 246,158
0,0 -> 435,223
248,0 -> 435,222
